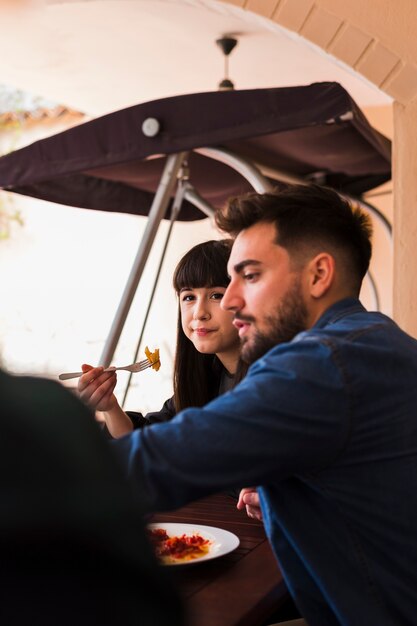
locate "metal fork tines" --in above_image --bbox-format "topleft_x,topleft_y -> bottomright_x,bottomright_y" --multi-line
58,358 -> 152,381
108,358 -> 151,374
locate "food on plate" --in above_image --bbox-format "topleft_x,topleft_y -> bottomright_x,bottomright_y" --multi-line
147,527 -> 211,564
145,346 -> 161,371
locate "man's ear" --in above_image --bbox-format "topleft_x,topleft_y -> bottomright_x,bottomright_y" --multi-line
307,253 -> 335,298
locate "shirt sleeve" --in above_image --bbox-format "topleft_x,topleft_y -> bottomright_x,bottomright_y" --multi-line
127,396 -> 177,427
112,338 -> 352,512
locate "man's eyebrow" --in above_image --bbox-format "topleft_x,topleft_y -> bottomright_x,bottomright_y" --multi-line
233,259 -> 261,274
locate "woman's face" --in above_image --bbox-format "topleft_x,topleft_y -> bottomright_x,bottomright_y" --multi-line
179,285 -> 240,370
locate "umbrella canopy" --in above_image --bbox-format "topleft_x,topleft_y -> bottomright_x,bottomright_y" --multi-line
0,82 -> 391,221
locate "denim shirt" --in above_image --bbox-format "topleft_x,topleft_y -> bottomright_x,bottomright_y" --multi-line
113,298 -> 417,626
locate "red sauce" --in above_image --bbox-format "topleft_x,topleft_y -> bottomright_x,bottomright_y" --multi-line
148,528 -> 211,563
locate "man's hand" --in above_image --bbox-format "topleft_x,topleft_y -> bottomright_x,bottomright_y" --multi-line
236,487 -> 263,521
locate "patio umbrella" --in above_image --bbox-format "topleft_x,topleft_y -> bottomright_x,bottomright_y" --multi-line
0,82 -> 391,367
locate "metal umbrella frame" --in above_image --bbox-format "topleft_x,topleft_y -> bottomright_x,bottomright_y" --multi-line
0,82 -> 391,372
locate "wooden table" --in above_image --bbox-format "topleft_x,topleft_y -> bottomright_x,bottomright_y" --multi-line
152,492 -> 288,626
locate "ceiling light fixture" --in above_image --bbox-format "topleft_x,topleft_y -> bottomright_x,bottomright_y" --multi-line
216,36 -> 238,91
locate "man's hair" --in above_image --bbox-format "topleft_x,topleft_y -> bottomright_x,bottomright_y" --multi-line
215,184 -> 373,294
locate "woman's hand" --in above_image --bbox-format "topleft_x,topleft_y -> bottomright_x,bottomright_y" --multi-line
237,487 -> 263,521
77,364 -> 118,412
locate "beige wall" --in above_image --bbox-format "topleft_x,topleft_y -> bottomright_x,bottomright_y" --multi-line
222,0 -> 417,337
393,99 -> 417,330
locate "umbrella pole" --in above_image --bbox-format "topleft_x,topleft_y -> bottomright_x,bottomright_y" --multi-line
121,176 -> 194,407
98,152 -> 187,367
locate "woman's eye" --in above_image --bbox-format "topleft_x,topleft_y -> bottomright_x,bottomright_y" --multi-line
210,292 -> 224,301
181,294 -> 195,302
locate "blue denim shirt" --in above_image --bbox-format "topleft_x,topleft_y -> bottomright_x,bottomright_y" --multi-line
113,298 -> 417,626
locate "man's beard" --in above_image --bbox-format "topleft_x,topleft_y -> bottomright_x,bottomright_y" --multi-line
240,277 -> 308,365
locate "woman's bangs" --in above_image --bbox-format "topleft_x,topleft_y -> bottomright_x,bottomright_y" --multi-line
175,257 -> 229,291
173,240 -> 232,292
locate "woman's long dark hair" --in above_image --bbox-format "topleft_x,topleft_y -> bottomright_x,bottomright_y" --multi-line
172,239 -> 247,412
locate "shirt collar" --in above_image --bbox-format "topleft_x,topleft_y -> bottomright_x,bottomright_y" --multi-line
312,298 -> 366,330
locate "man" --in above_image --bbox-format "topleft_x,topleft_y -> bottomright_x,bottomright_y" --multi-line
112,184 -> 417,626
0,367 -> 183,626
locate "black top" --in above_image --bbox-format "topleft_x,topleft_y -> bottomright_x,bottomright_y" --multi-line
126,366 -> 236,429
127,395 -> 176,428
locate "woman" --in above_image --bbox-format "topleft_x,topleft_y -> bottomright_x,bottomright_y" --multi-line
78,239 -> 246,438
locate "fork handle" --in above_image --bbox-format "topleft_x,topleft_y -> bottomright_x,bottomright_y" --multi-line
59,366 -> 117,381
59,371 -> 83,380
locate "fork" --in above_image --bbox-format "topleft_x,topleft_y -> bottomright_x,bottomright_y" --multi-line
58,358 -> 153,381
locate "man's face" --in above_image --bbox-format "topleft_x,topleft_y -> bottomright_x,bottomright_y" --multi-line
221,221 -> 309,364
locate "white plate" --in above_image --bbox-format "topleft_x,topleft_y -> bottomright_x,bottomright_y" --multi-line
147,522 -> 240,566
